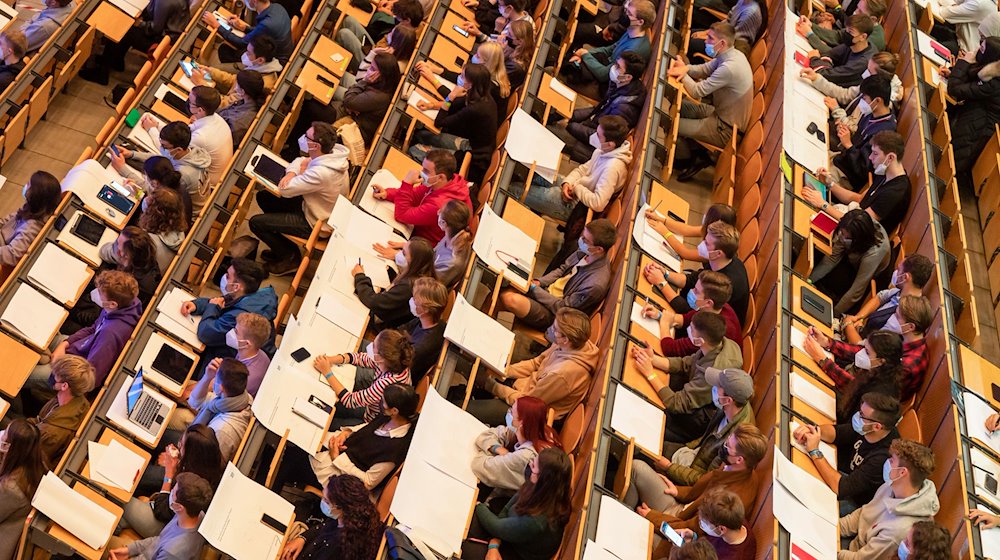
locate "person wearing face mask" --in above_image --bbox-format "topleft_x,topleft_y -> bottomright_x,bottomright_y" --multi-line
642,271 -> 743,358
337,24 -> 416,99
216,70 -> 269,144
123,156 -> 192,225
634,425 -> 767,534
839,439 -> 940,559
842,254 -> 933,344
472,396 -> 562,493
633,312 -> 744,443
640,367 -> 754,491
499,219 -> 615,331
225,312 -> 271,396
354,238 -> 437,328
667,489 -> 756,560
895,520 -> 951,560
112,121 -> 212,212
280,475 -> 383,560
372,200 -> 472,290
825,75 -> 897,190
0,419 -> 45,560
0,170 -> 60,271
0,30 -> 27,90
807,14 -> 877,87
687,0 -> 766,58
945,36 -> 1000,195
333,0 -> 423,74
103,188 -> 185,274
469,308 -> 599,426
201,0 -> 292,65
21,0 -> 75,54
644,203 -> 737,265
23,356 -> 94,465
312,329 -> 414,428
809,209 -> 891,316
797,0 -> 886,56
371,150 -> 473,243
800,51 -> 901,133
517,115 -> 632,221
82,0 -> 188,84
793,392 -> 901,516
814,329 -> 904,425
417,40 -> 512,122
249,122 -> 350,275
395,278 -> 448,384
194,35 -> 284,105
180,258 -> 278,362
325,51 -> 402,147
108,473 -> 213,560
459,0 -> 533,40
564,0 -> 654,95
185,358 -> 253,461
500,20 -> 533,89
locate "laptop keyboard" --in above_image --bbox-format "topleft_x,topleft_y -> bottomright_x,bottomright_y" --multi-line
134,397 -> 161,428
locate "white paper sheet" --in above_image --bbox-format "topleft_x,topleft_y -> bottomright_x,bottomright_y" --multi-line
789,371 -> 836,419
391,459 -> 477,556
126,113 -> 164,153
610,385 -> 664,454
444,294 -> 515,373
200,464 -> 294,560
582,540 -> 622,560
980,513 -> 1000,559
630,302 -> 661,337
154,286 -> 204,351
253,358 -> 343,452
405,389 -> 487,486
773,446 -> 838,524
315,290 -> 369,337
631,203 -> 681,271
772,474 -> 838,559
471,205 -> 537,291
327,196 -> 397,255
915,30 -> 950,67
360,169 -> 414,237
89,440 -> 145,491
341,253 -> 392,290
594,494 -> 652,560
32,473 -> 117,550
789,325 -> 833,361
964,391 -> 1000,449
1,283 -> 66,349
788,420 -> 838,469
406,88 -> 441,121
548,76 -> 578,103
505,108 -> 563,182
27,243 -> 91,304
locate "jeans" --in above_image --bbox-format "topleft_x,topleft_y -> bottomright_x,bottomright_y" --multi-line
409,129 -> 470,161
623,460 -> 685,512
248,191 -> 310,262
510,175 -> 575,221
336,17 -> 372,74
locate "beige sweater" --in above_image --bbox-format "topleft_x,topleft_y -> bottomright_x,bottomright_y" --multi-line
493,341 -> 599,419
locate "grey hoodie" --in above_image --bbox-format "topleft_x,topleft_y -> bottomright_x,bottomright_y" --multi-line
129,145 -> 212,212
281,146 -> 351,229
471,426 -> 539,491
99,229 -> 184,274
838,479 -> 941,560
563,140 -> 633,213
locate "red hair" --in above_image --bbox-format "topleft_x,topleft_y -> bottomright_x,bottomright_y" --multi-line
515,397 -> 561,451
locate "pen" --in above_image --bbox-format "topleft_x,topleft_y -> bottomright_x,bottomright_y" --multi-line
650,200 -> 661,215
358,258 -> 362,265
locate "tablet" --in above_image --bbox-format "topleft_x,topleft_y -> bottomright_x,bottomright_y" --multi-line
251,152 -> 287,186
71,214 -> 106,246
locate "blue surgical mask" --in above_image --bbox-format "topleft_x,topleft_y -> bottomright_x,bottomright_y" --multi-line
897,540 -> 910,560
505,409 -> 514,428
141,197 -> 149,213
320,500 -> 339,519
686,290 -> 699,311
471,55 -> 482,64
456,74 -> 466,88
711,386 -> 723,409
395,251 -> 408,267
882,459 -> 901,483
851,411 -> 872,435
705,42 -> 716,57
578,237 -> 590,253
697,240 -> 710,260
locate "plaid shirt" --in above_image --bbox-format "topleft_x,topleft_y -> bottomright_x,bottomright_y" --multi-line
819,338 -> 928,402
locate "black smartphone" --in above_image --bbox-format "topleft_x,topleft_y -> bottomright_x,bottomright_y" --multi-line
98,184 -> 135,214
308,395 -> 333,414
987,473 -> 998,495
291,347 -> 311,362
992,383 -> 1000,403
260,513 -> 287,534
507,260 -> 529,280
54,214 -> 68,231
163,90 -> 192,117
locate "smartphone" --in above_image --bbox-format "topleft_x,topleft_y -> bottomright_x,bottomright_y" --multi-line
291,347 -> 311,362
98,184 -> 135,214
214,12 -> 232,31
180,60 -> 195,77
125,108 -> 141,128
992,383 -> 1000,403
110,144 -> 120,157
659,522 -> 684,547
260,513 -> 287,534
453,23 -> 470,37
794,51 -> 809,67
987,473 -> 999,495
507,260 -> 529,280
54,214 -> 68,231
308,395 -> 333,414
109,180 -> 130,197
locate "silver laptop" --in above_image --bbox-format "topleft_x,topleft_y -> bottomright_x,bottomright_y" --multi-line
126,368 -> 166,435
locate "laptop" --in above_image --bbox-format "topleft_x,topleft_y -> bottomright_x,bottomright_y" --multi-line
126,369 -> 166,435
150,344 -> 195,386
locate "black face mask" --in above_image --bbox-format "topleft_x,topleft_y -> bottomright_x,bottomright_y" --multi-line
717,444 -> 730,462
523,463 -> 533,481
843,33 -> 856,46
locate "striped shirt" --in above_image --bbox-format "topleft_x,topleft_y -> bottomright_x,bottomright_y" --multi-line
728,0 -> 763,43
338,352 -> 411,421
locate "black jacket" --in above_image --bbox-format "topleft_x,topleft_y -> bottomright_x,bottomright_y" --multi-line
948,59 -> 1000,178
577,79 -> 647,130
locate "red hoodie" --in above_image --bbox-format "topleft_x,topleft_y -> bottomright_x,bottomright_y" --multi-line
386,175 -> 473,244
660,304 -> 743,357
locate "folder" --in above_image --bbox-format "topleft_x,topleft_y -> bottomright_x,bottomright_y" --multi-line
200,464 -> 295,560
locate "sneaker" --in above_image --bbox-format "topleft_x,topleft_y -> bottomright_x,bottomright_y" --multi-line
265,257 -> 301,277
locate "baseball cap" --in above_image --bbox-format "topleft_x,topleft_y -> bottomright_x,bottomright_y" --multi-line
704,367 -> 754,403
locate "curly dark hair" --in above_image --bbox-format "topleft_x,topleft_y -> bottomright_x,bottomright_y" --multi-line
139,187 -> 188,234
325,475 -> 383,559
910,520 -> 950,560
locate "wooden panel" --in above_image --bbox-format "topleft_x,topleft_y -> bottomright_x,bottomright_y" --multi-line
27,75 -> 53,134
2,103 -> 28,165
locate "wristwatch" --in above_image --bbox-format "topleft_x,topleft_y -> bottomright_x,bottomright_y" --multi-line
821,202 -> 829,210
808,449 -> 824,460
656,280 -> 668,290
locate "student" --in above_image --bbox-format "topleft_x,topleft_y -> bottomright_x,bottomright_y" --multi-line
793,392 -> 901,514
472,396 -> 562,492
809,209 -> 891,316
26,356 -> 94,465
416,40 -> 512,122
655,368 -> 755,487
644,203 -> 737,264
0,31 -> 27,90
113,122 -> 212,212
227,312 -> 272,396
520,115 -> 632,221
969,508 -> 1000,531
672,488 -> 757,560
643,221 -> 750,322
336,24 -> 416,97
809,14 -> 877,87
187,358 -> 253,461
943,37 -> 1000,195
250,122 -> 350,275
839,439 -> 940,559
31,271 -> 142,391
398,277 -> 448,384
309,383 -> 418,490
461,0 -> 532,39
471,308 -> 599,426
90,227 -> 161,316
217,70 -> 268,144
634,425 -> 767,533
194,35 -> 284,101
125,156 -> 194,226
374,201 -> 472,289
312,329 -> 413,425
798,0 -> 886,54
87,0 -> 188,81
804,130 -> 911,236
144,86 -> 234,186
500,20 -> 534,89
801,52 -> 902,129
806,296 -> 930,403
812,329 -> 903,424
0,420 -> 45,560
635,312 -> 744,443
932,0 -> 995,52
550,52 -> 647,163
355,237 -> 436,329
462,448 -> 571,560
279,475 -> 383,560
0,171 -> 61,268
642,270 -> 743,358
124,425 -> 225,537
828,75 -> 898,190
109,473 -> 213,560
371,149 -> 473,244
842,254 -> 934,343
897,520 -> 951,560
107,189 -> 186,274
666,22 -> 753,181
688,0 -> 766,57
202,0 -> 293,64
180,258 -> 278,358
499,219 -> 615,331
335,0 -> 423,71
22,0 -> 75,53
566,0 -> 654,89
668,539 -> 720,560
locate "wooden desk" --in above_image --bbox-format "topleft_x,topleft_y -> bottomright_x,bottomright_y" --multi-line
649,180 -> 691,226
791,445 -> 825,481
789,367 -> 837,426
46,482 -> 123,560
406,103 -> 440,134
789,274 -> 834,338
429,35 -> 468,75
79,428 -> 152,503
0,331 -> 40,397
295,60 -> 340,104
448,0 -> 476,21
502,199 -> 545,241
959,344 -> 1000,408
382,146 -> 420,178
149,93 -> 190,126
441,10 -> 476,52
790,345 -> 834,386
310,35 -> 352,78
537,74 -> 576,119
620,340 -> 665,408
87,2 -> 135,43
636,254 -> 671,310
335,0 -> 373,27
918,56 -> 944,88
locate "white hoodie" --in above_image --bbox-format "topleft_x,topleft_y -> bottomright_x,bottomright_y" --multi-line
281,145 -> 352,229
838,479 -> 941,560
564,140 -> 633,213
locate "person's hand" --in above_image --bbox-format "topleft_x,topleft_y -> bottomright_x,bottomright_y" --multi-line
299,159 -> 309,174
970,509 -> 1000,530
205,357 -> 223,378
140,114 -> 158,131
647,217 -> 671,237
485,547 -> 503,560
656,473 -> 678,496
278,172 -> 295,189
643,208 -> 663,223
495,446 -> 510,455
180,301 -> 196,316
636,502 -> 652,518
799,67 -> 818,82
416,99 -> 441,110
792,422 -> 810,443
796,15 -> 812,36
807,49 -> 820,58
463,0 -> 479,8
530,279 -> 541,288
201,11 -> 219,28
49,340 -> 68,363
642,262 -> 667,286
654,455 -> 672,471
803,332 -> 829,362
632,344 -> 655,377
667,58 -> 688,79
691,30 -> 707,40
108,147 -> 127,172
449,85 -> 468,100
601,27 -> 613,40
352,263 -> 365,276
109,546 -> 130,560
373,242 -> 398,259
122,179 -> 141,195
208,296 -> 225,307
460,20 -> 478,33
280,537 -> 305,560
228,16 -> 247,31
560,182 -> 575,202
190,68 -> 207,86
314,354 -> 335,375
417,60 -> 443,75
403,169 -> 421,185
574,48 -> 587,59
676,528 -> 697,543
800,424 -> 821,451
823,96 -> 838,110
807,326 -> 832,349
986,413 -> 1000,432
640,303 -> 661,320
960,49 -> 977,63
371,184 -> 388,199
160,448 -> 180,474
938,65 -> 951,78
837,123 -> 852,147
802,185 -> 824,207
417,63 -> 437,82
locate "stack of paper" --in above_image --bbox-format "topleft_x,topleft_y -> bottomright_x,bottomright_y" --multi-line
359,169 -> 414,237
28,244 -> 91,304
772,448 -> 838,559
200,464 -> 294,560
505,109 -> 564,182
406,89 -> 440,121
327,196 -> 397,254
315,290 -> 369,337
1,283 -> 67,349
629,302 -> 661,337
594,495 -> 652,560
789,371 -> 836,419
789,326 -> 833,361
631,203 -> 681,271
472,205 -> 537,291
32,473 -> 117,550
154,286 -> 204,350
610,384 -> 665,454
548,76 -> 577,103
88,440 -> 145,491
444,294 -> 515,373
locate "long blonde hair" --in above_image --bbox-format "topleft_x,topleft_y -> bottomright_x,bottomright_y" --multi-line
476,41 -> 510,98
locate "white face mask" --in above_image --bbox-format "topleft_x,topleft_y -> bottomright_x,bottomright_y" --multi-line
687,325 -> 705,347
699,518 -> 722,537
241,51 -> 255,68
588,132 -> 603,149
882,312 -> 902,334
225,328 -> 247,350
366,343 -> 377,360
21,184 -> 28,199
857,98 -> 873,115
298,134 -> 313,154
220,275 -> 236,296
854,348 -> 873,370
697,240 -> 710,260
408,297 -> 419,316
90,287 -> 104,308
861,68 -> 872,79
395,251 -> 408,267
